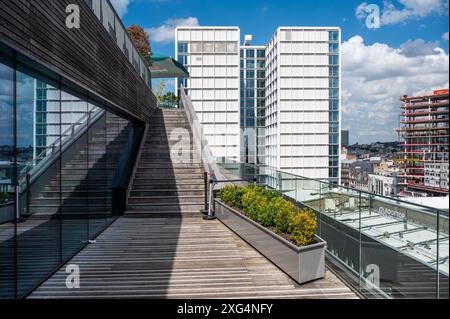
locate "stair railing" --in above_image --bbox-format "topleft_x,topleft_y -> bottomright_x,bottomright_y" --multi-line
18,107 -> 105,194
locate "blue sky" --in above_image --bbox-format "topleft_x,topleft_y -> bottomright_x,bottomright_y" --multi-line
114,0 -> 449,144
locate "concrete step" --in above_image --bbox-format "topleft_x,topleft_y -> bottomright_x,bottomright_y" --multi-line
126,203 -> 204,212
129,189 -> 204,197
128,195 -> 204,205
131,183 -> 204,191
136,167 -> 203,174
124,211 -> 201,218
134,172 -> 204,179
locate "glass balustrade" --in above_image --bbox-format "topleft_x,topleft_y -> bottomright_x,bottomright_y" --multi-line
215,159 -> 449,299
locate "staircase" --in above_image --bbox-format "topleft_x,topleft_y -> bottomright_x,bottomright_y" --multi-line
126,109 -> 205,217
26,113 -> 131,217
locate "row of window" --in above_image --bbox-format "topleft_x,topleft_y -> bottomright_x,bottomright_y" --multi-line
178,41 -> 239,54
240,49 -> 266,58
240,60 -> 266,69
240,70 -> 265,79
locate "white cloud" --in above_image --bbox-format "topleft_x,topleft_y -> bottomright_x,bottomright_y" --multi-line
355,0 -> 449,26
146,17 -> 199,44
443,31 -> 449,41
110,0 -> 133,18
342,35 -> 449,143
399,38 -> 440,57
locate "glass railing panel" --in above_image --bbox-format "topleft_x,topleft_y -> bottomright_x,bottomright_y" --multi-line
438,209 -> 449,299
360,194 -> 444,298
315,182 -> 362,288
213,158 -> 449,299
84,0 -> 151,86
15,69 -> 62,297
0,58 -> 15,299
87,112 -> 107,238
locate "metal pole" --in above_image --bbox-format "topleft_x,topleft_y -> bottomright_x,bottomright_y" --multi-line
200,172 -> 208,216
203,179 -> 216,220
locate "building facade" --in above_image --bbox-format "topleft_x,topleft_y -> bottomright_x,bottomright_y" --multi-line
175,27 -> 241,160
239,36 -> 266,165
368,172 -> 401,197
397,89 -> 449,197
265,27 -> 341,183
176,26 -> 341,183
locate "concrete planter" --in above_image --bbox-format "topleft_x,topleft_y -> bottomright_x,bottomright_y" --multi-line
0,202 -> 14,224
215,200 -> 326,284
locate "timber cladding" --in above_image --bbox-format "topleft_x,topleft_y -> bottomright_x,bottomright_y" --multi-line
0,0 -> 157,123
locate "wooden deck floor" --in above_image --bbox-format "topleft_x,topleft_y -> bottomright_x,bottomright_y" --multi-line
29,217 -> 357,299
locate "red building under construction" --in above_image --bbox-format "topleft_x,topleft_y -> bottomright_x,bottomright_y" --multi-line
397,89 -> 449,197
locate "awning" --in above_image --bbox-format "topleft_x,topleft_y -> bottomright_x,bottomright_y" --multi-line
149,55 -> 189,79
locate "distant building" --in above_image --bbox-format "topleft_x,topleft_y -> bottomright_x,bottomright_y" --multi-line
349,160 -> 373,192
341,159 -> 355,187
368,172 -> 401,197
424,162 -> 449,191
397,89 -> 449,197
341,130 -> 349,148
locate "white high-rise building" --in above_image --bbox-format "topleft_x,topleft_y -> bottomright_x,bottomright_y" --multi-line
176,26 -> 341,183
175,27 -> 241,160
266,27 -> 341,182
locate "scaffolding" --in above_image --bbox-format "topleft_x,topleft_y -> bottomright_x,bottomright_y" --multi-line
397,90 -> 449,197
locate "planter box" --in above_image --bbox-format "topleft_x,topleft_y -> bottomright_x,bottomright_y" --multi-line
0,202 -> 14,224
215,200 -> 326,284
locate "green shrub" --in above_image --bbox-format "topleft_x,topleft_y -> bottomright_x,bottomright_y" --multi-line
0,190 -> 7,204
219,184 -> 317,247
288,210 -> 317,247
220,185 -> 246,209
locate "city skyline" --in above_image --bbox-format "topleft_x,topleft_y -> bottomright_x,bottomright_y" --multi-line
115,0 -> 449,144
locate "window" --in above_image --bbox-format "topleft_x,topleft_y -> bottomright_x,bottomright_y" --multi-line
178,42 -> 188,53
246,79 -> 254,88
246,60 -> 255,68
329,43 -> 339,53
329,112 -> 339,122
329,89 -> 339,99
257,70 -> 265,78
256,60 -> 265,69
329,157 -> 339,167
257,80 -> 265,88
329,66 -> 339,77
329,77 -> 339,88
329,134 -> 339,144
240,50 -> 244,58
246,99 -> 255,107
329,99 -> 339,110
257,49 -> 265,58
329,167 -> 339,178
177,55 -> 187,65
246,70 -> 255,78
246,50 -> 255,58
329,31 -> 339,42
329,55 -> 339,65
247,89 -> 255,98
329,146 -> 339,156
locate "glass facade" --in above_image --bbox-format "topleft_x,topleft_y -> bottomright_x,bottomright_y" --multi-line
0,49 -> 138,299
240,47 -> 266,165
328,30 -> 340,184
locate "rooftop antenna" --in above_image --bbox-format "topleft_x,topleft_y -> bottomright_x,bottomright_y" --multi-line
243,34 -> 252,46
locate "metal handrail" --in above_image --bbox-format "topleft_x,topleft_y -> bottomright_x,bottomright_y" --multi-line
18,107 -> 104,191
178,84 -> 226,182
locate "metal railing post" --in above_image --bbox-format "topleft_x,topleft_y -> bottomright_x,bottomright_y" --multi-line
203,178 -> 216,221
200,172 -> 209,216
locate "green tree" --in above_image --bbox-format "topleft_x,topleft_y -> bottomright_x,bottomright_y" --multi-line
127,25 -> 152,66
